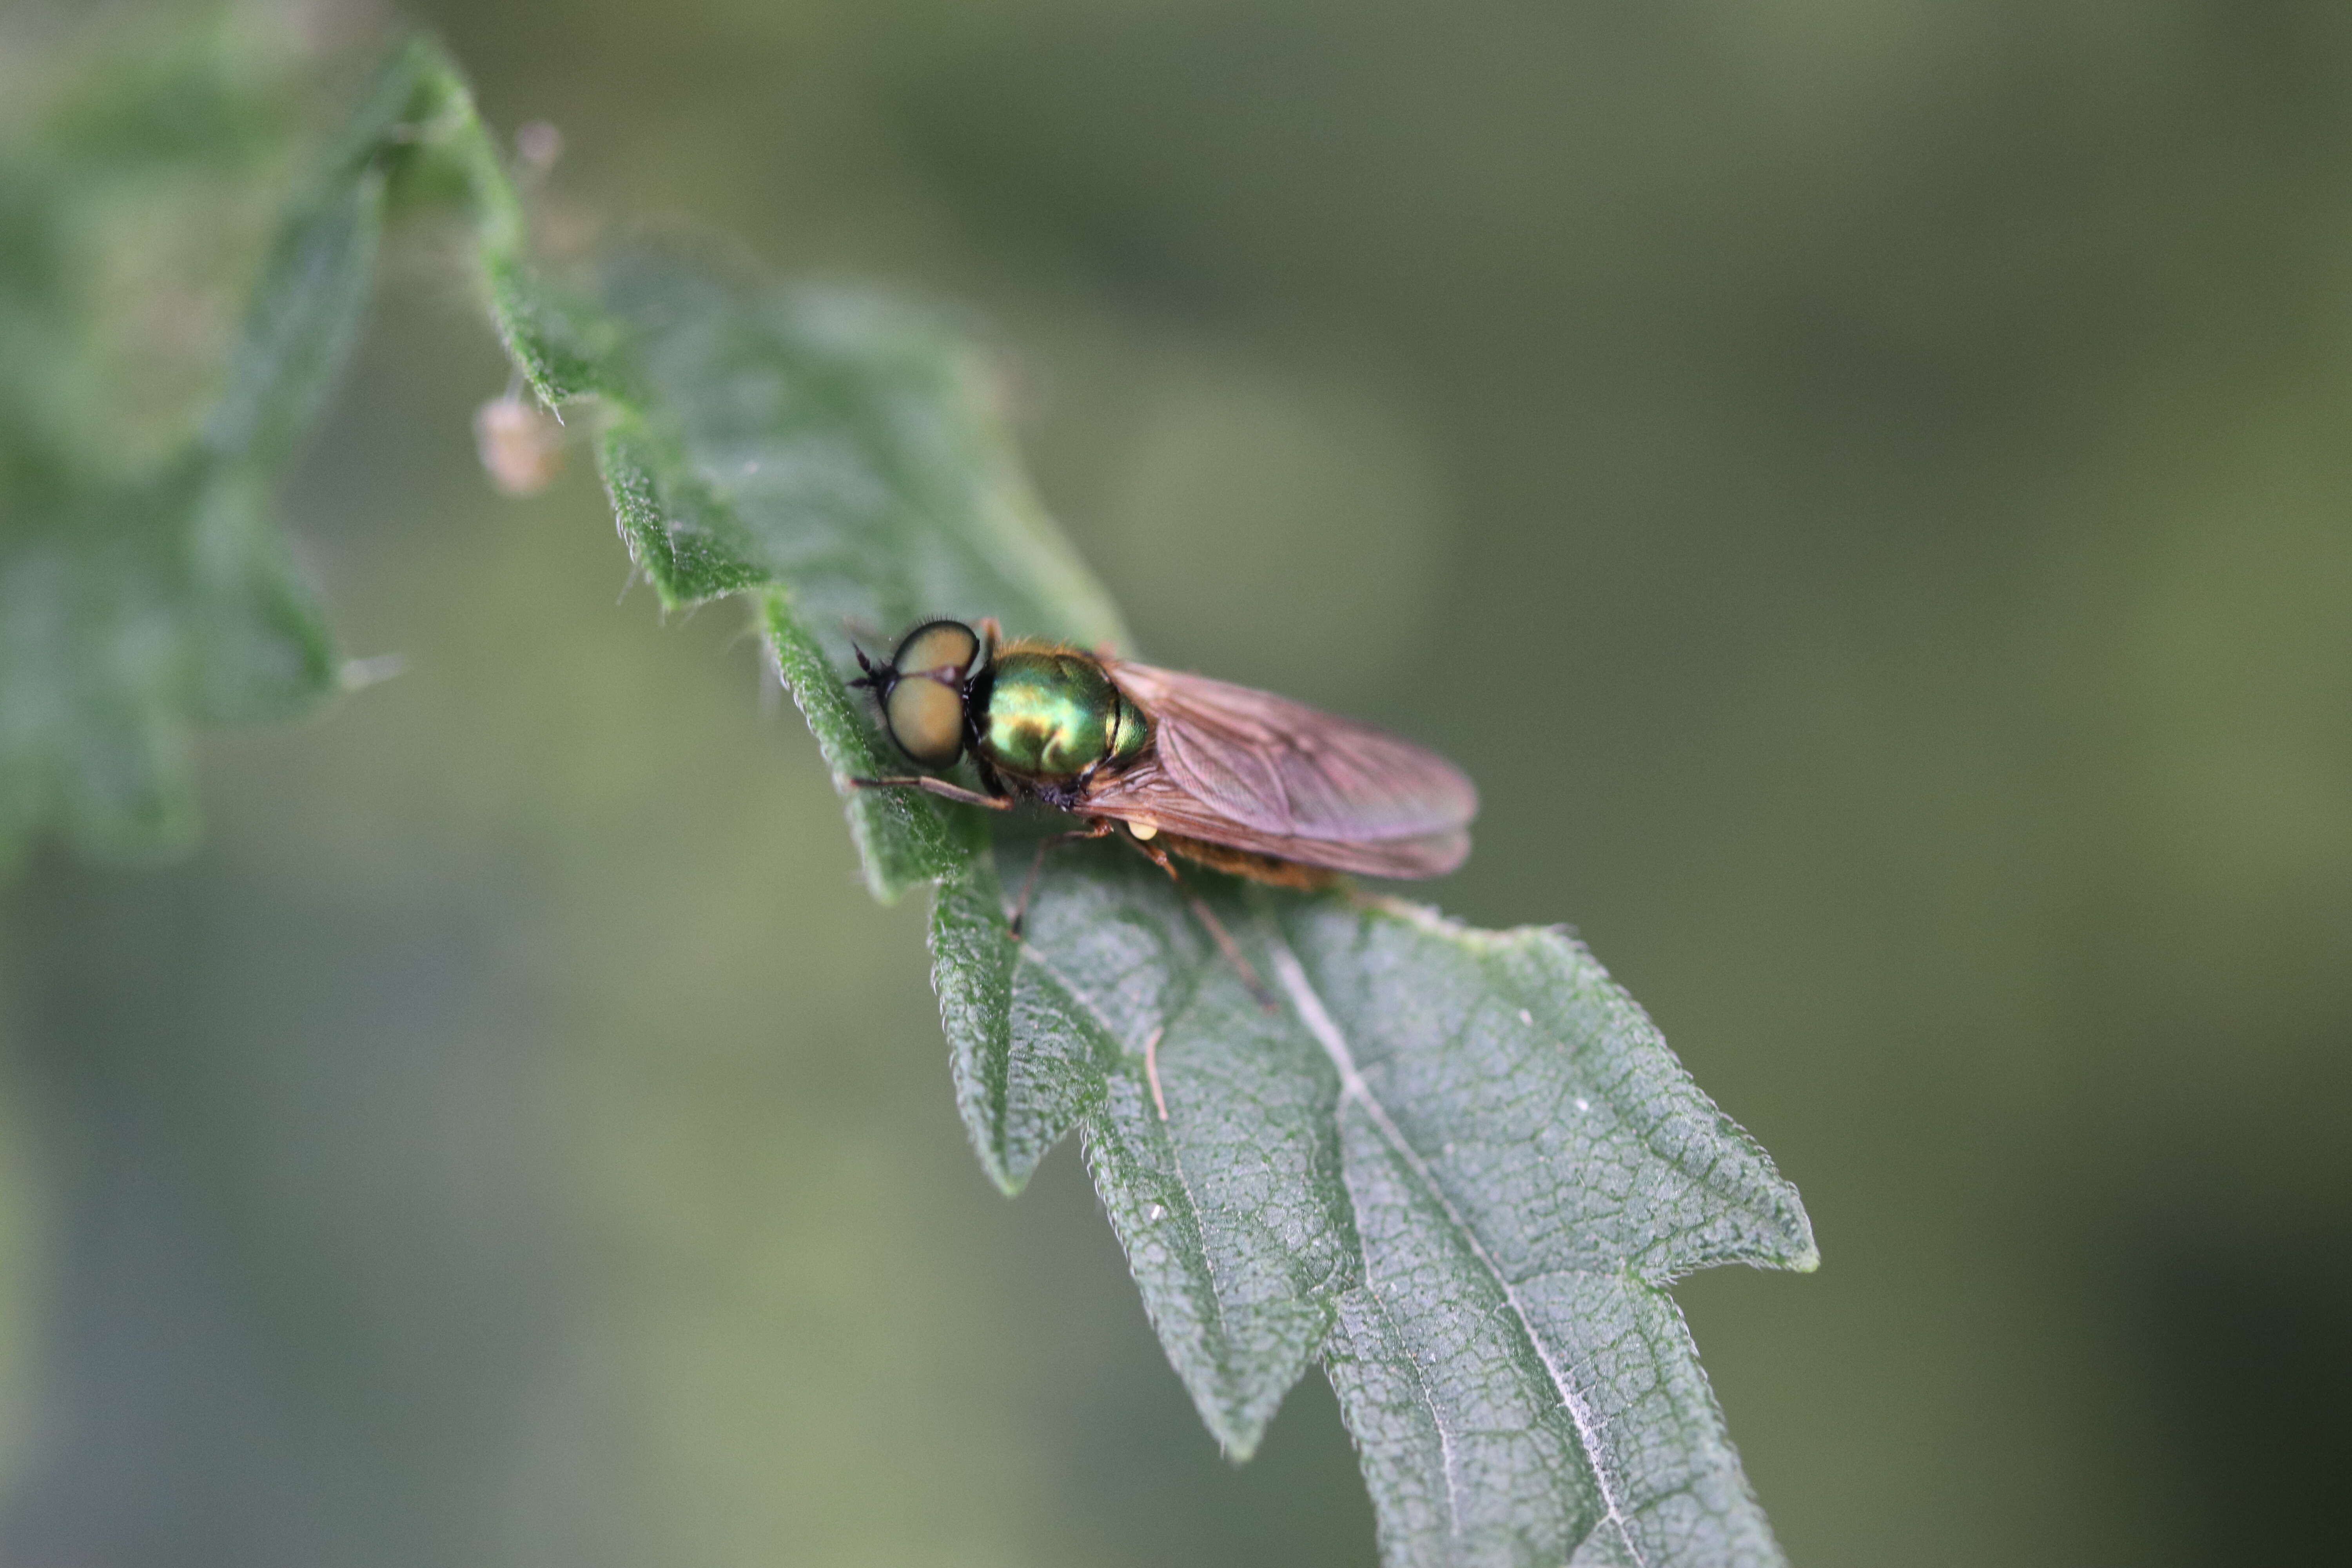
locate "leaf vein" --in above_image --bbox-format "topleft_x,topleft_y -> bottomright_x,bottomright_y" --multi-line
1269,933 -> 1649,1568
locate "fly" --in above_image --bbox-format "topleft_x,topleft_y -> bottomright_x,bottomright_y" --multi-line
848,617 -> 1477,1007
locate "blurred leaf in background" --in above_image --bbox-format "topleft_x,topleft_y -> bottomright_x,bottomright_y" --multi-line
0,4 -> 377,858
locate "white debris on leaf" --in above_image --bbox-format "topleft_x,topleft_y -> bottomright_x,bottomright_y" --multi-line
474,396 -> 564,496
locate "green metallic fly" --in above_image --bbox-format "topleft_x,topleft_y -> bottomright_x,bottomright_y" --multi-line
849,618 -> 1477,986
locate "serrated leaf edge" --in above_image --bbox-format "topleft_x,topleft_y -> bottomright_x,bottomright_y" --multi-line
1364,896 -> 1818,1277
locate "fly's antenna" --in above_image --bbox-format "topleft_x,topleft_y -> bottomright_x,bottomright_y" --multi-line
848,644 -> 888,691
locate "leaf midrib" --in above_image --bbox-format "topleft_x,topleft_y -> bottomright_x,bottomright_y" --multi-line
1265,929 -> 1648,1568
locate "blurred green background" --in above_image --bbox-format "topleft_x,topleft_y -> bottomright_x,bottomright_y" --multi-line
4,0 -> 2350,1563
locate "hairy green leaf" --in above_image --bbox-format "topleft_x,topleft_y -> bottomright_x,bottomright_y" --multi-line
0,16 -> 354,857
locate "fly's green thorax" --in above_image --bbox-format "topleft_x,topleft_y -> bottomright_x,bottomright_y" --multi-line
977,650 -> 1149,780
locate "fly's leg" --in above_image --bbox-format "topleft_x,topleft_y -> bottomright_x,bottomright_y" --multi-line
846,775 -> 1012,810
1008,820 -> 1114,936
1123,833 -> 1276,1009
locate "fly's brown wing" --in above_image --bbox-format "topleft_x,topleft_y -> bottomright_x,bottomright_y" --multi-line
1084,660 -> 1478,878
1082,760 -> 1472,877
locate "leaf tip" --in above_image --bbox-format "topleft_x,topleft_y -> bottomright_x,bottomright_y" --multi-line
1759,1183 -> 1820,1274
1215,1427 -> 1265,1466
338,652 -> 407,692
1780,1201 -> 1822,1273
1189,1393 -> 1272,1465
974,1142 -> 1031,1199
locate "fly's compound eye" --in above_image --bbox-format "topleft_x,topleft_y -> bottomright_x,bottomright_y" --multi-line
885,674 -> 966,768
892,620 -> 980,681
